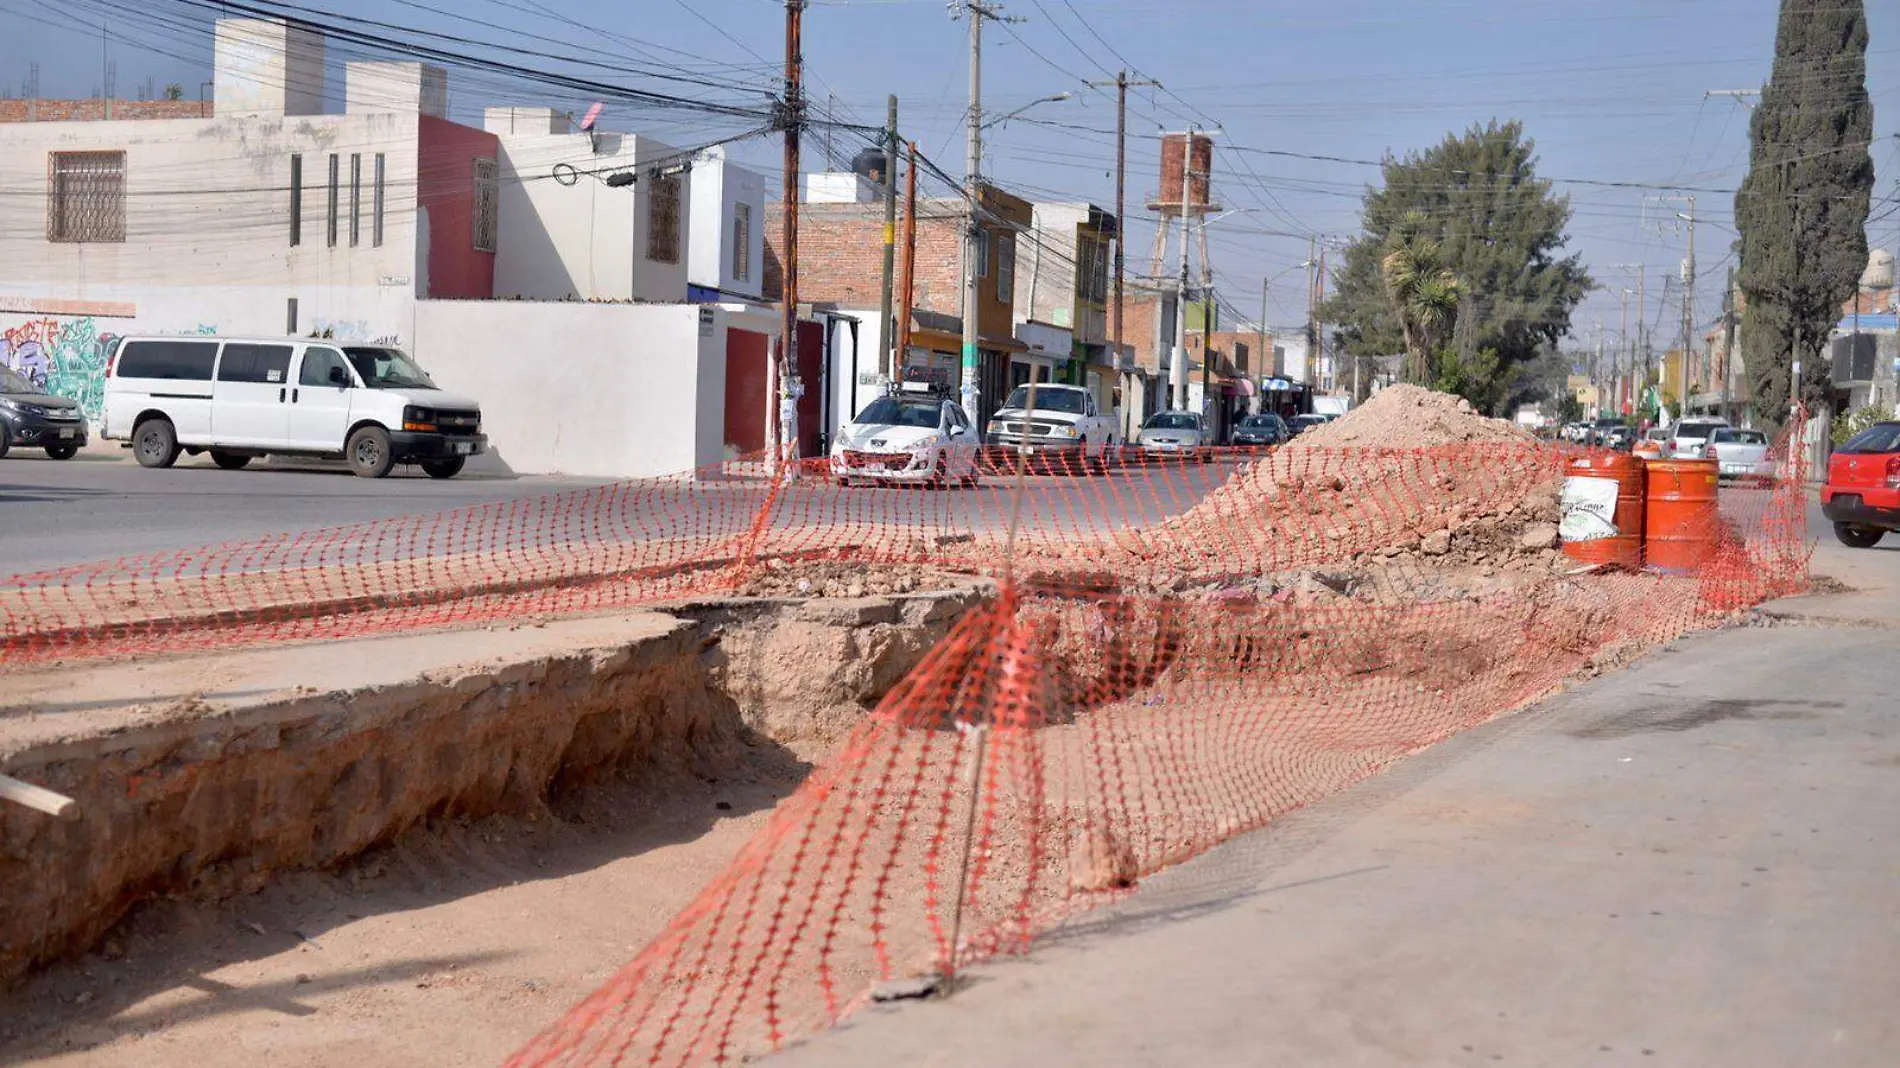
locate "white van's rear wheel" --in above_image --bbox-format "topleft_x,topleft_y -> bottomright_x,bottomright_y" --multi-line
346,426 -> 396,479
133,418 -> 181,469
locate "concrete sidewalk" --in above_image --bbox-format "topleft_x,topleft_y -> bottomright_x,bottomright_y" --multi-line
773,617 -> 1900,1067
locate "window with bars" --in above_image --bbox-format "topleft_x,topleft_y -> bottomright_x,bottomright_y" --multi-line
996,233 -> 1015,303
47,151 -> 125,243
472,157 -> 499,253
647,173 -> 681,264
289,154 -> 302,247
732,202 -> 751,282
326,153 -> 339,248
349,153 -> 361,248
373,153 -> 385,247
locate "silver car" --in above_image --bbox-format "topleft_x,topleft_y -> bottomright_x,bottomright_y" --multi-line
1137,411 -> 1209,460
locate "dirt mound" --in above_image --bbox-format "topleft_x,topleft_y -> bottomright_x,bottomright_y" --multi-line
1287,384 -> 1534,451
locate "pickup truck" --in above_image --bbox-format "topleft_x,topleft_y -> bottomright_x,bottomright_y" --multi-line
983,383 -> 1119,466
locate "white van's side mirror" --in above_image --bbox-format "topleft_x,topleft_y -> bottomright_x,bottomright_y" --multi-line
328,365 -> 350,387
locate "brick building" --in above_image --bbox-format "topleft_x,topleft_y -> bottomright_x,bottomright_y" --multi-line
766,181 -> 1031,425
0,100 -> 211,123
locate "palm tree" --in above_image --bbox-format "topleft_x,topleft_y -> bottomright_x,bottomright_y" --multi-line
1379,212 -> 1464,384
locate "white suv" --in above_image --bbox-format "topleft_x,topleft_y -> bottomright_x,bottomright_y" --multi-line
1668,418 -> 1731,460
982,383 -> 1118,464
103,336 -> 486,479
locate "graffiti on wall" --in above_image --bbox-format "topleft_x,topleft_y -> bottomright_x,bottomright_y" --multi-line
0,318 -> 120,422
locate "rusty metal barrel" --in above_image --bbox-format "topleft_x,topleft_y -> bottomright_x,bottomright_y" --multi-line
1561,452 -> 1646,569
1643,458 -> 1721,573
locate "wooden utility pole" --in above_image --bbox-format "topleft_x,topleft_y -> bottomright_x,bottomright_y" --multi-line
1720,266 -> 1737,423
876,95 -> 899,387
896,140 -> 919,384
776,0 -> 807,467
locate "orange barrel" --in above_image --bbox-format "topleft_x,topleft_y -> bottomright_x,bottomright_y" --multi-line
1643,458 -> 1721,573
1561,452 -> 1646,569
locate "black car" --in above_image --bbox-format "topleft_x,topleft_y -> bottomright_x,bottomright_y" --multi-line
1232,412 -> 1289,448
1286,413 -> 1329,438
0,366 -> 88,459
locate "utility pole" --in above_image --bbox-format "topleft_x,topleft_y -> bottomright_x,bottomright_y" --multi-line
1720,265 -> 1737,424
876,95 -> 899,389
1679,195 -> 1695,418
1258,275 -> 1269,410
896,140 -> 919,384
776,0 -> 807,467
1304,235 -> 1318,394
1087,71 -> 1158,436
956,1 -> 1012,426
1171,129 -> 1194,411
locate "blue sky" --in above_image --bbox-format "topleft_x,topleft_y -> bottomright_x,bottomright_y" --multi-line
9,0 -> 1898,345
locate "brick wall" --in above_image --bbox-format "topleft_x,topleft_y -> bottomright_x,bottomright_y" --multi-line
766,200 -> 966,315
0,100 -> 211,123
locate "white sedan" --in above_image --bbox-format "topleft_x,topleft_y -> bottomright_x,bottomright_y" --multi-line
831,392 -> 981,488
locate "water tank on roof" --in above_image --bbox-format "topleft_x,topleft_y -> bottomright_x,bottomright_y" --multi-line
1862,248 -> 1895,291
851,146 -> 890,186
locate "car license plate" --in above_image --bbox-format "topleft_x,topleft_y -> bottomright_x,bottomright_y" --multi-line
58,428 -> 75,439
454,442 -> 472,455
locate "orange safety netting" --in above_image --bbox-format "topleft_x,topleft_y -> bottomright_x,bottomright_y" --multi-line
0,415 -> 1812,1067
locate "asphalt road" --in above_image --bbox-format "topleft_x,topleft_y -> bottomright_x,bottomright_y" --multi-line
0,448 -> 1235,576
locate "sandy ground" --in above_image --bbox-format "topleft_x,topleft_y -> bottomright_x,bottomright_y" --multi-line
0,762 -> 800,1067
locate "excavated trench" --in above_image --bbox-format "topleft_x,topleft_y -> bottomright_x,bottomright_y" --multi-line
0,581 -> 990,990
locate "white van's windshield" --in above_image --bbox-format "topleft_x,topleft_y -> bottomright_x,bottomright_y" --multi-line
342,346 -> 437,389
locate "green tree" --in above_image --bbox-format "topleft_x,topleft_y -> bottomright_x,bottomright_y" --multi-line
163,83 -> 184,101
1378,212 -> 1463,383
1734,0 -> 1875,430
1320,120 -> 1594,414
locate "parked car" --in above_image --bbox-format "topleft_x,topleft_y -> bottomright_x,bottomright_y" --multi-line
832,391 -> 980,488
1598,423 -> 1637,451
1668,418 -> 1731,459
102,336 -> 485,478
1820,420 -> 1900,548
1634,425 -> 1670,457
1286,413 -> 1329,438
1137,411 -> 1210,460
982,383 -> 1118,466
1231,412 -> 1289,449
0,365 -> 88,460
1586,417 -> 1627,446
1707,427 -> 1775,484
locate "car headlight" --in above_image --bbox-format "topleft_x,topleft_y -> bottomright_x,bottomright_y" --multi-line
0,397 -> 27,414
986,420 -> 1003,434
1051,424 -> 1078,439
912,434 -> 941,450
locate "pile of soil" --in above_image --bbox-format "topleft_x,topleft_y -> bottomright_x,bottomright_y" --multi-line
1286,384 -> 1536,450
1126,385 -> 1561,577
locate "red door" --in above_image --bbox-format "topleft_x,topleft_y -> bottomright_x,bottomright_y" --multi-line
725,328 -> 769,458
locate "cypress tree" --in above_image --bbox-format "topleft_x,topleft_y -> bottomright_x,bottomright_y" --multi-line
1734,0 -> 1875,429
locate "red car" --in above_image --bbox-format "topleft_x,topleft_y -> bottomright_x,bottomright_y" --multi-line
1821,420 -> 1900,548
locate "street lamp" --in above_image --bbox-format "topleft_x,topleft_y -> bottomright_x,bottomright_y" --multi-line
1257,261 -> 1312,410
979,91 -> 1074,131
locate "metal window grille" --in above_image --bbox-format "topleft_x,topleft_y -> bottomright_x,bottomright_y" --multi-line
326,154 -> 339,248
289,154 -> 302,247
647,173 -> 681,264
732,202 -> 751,281
349,153 -> 361,248
997,234 -> 1015,303
373,153 -> 385,248
472,157 -> 499,253
46,151 -> 125,243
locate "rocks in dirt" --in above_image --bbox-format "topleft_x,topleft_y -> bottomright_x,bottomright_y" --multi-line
1068,824 -> 1138,893
1421,531 -> 1452,556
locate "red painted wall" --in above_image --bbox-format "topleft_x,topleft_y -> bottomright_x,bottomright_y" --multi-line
417,115 -> 499,299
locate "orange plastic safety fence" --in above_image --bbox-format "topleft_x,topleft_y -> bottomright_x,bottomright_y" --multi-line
1,425 -> 1811,1066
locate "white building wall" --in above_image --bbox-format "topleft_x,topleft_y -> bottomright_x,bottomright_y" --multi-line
489,128 -> 689,303
410,300 -> 750,478
688,147 -> 766,301
0,111 -> 428,420
213,19 -> 326,118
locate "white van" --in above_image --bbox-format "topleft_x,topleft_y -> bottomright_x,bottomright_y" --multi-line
102,336 -> 485,479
